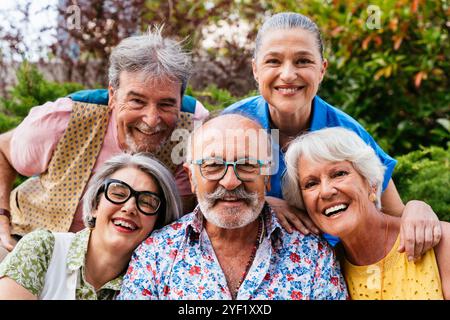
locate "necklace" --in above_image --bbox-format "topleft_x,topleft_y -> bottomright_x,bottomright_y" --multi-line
232,215 -> 265,299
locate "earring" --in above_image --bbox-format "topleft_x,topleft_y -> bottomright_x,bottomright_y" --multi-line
369,193 -> 377,203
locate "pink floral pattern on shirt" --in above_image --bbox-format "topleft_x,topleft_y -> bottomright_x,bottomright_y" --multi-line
117,204 -> 348,300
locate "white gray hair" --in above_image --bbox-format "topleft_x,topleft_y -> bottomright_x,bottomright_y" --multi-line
254,12 -> 324,61
282,127 -> 385,210
82,152 -> 182,229
108,26 -> 192,96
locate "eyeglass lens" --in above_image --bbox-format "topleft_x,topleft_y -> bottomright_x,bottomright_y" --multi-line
200,158 -> 260,181
106,181 -> 160,214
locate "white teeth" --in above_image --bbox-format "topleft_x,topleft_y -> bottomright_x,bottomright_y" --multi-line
277,87 -> 299,94
324,204 -> 348,216
113,220 -> 137,230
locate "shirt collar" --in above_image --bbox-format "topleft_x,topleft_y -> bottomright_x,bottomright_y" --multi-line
309,95 -> 328,131
66,228 -> 123,291
67,228 -> 91,271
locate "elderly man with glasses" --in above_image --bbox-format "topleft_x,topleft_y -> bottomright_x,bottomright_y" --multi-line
117,114 -> 348,300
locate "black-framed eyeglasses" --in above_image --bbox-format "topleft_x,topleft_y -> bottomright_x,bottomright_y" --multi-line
98,178 -> 162,216
190,157 -> 269,182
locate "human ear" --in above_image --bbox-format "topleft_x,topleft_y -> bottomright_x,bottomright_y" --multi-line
252,58 -> 258,82
108,84 -> 116,110
183,163 -> 196,194
319,59 -> 328,82
264,176 -> 271,192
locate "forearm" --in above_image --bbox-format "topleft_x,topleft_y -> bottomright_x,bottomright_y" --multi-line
0,277 -> 37,300
0,131 -> 16,211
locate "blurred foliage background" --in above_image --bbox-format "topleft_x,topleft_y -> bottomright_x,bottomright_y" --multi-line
0,0 -> 448,218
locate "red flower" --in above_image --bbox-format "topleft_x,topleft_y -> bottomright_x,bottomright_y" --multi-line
318,242 -> 323,251
291,291 -> 303,300
169,249 -> 178,259
290,252 -> 301,263
189,266 -> 201,275
142,289 -> 151,296
287,274 -> 294,281
163,285 -> 170,296
264,273 -> 271,281
171,222 -> 182,230
330,276 -> 339,286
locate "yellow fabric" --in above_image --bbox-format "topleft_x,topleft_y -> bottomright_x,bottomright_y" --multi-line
10,102 -> 110,235
343,235 -> 443,300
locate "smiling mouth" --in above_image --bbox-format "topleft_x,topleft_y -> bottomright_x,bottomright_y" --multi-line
134,127 -> 163,136
274,86 -> 306,94
112,218 -> 138,231
322,203 -> 349,217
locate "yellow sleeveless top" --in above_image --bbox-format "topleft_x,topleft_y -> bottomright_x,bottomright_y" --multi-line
343,235 -> 443,300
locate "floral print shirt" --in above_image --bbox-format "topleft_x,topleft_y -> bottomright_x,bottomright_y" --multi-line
0,228 -> 122,300
117,204 -> 348,300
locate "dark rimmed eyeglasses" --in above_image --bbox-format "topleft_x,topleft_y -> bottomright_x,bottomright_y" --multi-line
98,178 -> 162,216
189,157 -> 269,182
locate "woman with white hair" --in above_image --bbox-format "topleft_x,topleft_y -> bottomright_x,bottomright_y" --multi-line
0,153 -> 182,300
283,127 -> 450,299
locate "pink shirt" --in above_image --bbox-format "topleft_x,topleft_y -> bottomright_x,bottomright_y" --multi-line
10,97 -> 209,232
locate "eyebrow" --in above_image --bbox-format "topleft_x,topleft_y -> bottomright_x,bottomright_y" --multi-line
126,91 -> 148,99
263,50 -> 315,58
159,98 -> 178,104
126,92 -> 178,104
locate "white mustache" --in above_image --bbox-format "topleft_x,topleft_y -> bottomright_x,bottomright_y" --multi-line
203,185 -> 259,206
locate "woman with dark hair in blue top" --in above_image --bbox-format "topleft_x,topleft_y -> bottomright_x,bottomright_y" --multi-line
223,12 -> 441,261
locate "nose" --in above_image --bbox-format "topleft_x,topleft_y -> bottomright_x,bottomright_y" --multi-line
279,62 -> 297,82
219,165 -> 242,190
120,196 -> 138,215
142,104 -> 162,127
319,180 -> 338,200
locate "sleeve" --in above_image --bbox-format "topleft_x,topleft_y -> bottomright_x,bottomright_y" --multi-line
309,240 -> 349,300
9,98 -> 73,176
192,100 -> 209,123
0,229 -> 55,296
116,239 -> 159,300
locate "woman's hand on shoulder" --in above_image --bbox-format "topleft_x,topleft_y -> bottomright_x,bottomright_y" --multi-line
265,196 -> 320,235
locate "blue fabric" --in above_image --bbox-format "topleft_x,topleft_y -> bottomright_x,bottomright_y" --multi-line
68,89 -> 198,113
223,95 -> 397,247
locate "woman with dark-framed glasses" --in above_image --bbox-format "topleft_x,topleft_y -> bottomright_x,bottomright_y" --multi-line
0,153 -> 181,300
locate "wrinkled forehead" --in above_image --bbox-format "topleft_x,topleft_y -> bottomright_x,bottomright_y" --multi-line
192,126 -> 271,161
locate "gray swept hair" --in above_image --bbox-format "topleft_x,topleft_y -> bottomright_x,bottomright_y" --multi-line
254,12 -> 324,61
282,127 -> 385,211
108,26 -> 192,96
82,152 -> 182,229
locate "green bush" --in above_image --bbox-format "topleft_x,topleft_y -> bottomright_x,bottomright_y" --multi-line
1,61 -> 84,124
393,145 -> 450,221
186,84 -> 258,112
299,0 -> 450,155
